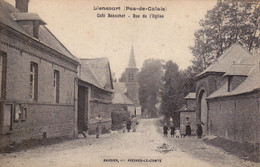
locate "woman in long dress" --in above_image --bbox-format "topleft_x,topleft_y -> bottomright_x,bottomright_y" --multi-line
185,117 -> 191,136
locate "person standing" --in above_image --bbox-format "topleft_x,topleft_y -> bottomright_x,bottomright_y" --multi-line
197,119 -> 204,138
127,120 -> 131,132
132,120 -> 137,132
96,115 -> 102,138
163,123 -> 168,137
185,117 -> 191,136
180,123 -> 186,138
170,123 -> 175,138
82,121 -> 88,138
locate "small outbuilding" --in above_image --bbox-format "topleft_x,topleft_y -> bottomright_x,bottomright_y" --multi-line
178,93 -> 196,134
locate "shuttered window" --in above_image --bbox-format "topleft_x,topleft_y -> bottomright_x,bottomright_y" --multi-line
0,52 -> 7,99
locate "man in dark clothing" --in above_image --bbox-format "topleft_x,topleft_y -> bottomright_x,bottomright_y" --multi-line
127,120 -> 131,132
170,123 -> 175,138
185,117 -> 191,136
197,119 -> 204,138
163,123 -> 168,137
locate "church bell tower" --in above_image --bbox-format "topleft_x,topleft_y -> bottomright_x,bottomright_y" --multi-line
125,46 -> 140,105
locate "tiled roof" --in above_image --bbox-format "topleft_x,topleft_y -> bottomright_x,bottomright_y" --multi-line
208,54 -> 260,99
197,42 -> 253,78
185,92 -> 196,99
0,0 -> 78,62
79,58 -> 113,91
223,64 -> 254,76
79,60 -> 103,88
112,92 -> 134,105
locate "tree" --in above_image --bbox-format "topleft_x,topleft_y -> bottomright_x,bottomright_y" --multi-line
139,59 -> 164,117
190,0 -> 260,73
119,71 -> 126,82
160,61 -> 185,122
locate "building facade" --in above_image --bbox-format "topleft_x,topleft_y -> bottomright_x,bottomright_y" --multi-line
0,0 -> 79,147
195,42 -> 260,144
78,58 -> 113,135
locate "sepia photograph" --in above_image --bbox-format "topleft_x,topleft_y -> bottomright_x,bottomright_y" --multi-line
0,0 -> 259,166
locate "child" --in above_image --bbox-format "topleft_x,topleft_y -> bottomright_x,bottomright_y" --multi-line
170,124 -> 175,138
175,128 -> 181,138
122,122 -> 126,133
132,121 -> 137,132
163,123 -> 168,137
180,124 -> 186,138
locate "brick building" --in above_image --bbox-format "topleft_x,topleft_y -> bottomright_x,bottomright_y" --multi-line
0,0 -> 79,147
78,58 -> 113,134
178,93 -> 196,134
195,42 -> 260,144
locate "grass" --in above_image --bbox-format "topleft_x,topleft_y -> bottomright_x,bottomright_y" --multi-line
204,137 -> 260,163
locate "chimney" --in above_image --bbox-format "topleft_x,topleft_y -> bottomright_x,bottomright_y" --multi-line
15,0 -> 30,13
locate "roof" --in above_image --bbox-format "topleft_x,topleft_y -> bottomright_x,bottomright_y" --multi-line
178,104 -> 195,112
113,82 -> 126,93
128,45 -> 137,68
0,0 -> 78,62
79,58 -> 113,91
197,42 -> 253,78
11,13 -> 46,24
223,64 -> 254,76
185,93 -> 196,99
208,54 -> 260,99
112,92 -> 134,105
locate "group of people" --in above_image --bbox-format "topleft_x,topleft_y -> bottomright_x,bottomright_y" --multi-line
83,115 -> 139,139
163,117 -> 204,138
123,119 -> 138,133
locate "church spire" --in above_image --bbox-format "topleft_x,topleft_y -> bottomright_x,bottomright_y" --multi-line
128,45 -> 137,69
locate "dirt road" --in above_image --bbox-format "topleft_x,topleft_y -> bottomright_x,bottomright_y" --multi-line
0,118 -> 258,167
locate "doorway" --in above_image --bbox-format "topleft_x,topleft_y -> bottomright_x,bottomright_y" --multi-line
77,86 -> 88,133
199,90 -> 208,135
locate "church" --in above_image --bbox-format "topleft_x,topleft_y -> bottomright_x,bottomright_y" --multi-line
112,46 -> 142,117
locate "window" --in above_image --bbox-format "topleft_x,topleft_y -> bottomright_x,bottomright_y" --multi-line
0,52 -> 7,99
53,70 -> 60,103
30,62 -> 38,101
227,76 -> 232,92
128,72 -> 134,82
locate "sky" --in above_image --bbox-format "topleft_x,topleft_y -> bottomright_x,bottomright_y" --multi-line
6,0 -> 216,78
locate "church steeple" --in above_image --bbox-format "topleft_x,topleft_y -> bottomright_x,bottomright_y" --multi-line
125,45 -> 139,105
128,45 -> 137,69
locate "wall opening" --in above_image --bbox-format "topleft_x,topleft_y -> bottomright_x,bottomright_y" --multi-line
198,90 -> 208,135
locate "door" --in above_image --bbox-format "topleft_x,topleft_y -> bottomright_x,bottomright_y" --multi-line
77,86 -> 88,133
200,91 -> 208,135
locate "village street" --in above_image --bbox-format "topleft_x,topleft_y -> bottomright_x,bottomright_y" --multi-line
0,118 -> 258,167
